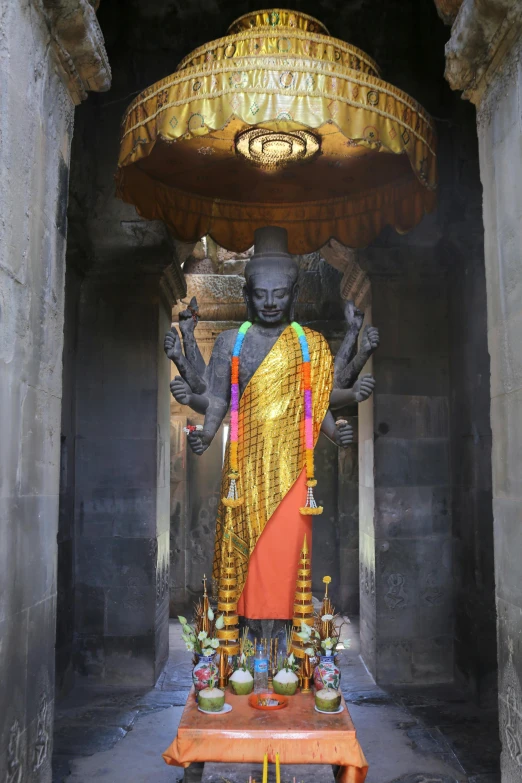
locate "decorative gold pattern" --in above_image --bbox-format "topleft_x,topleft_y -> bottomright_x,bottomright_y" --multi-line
216,526 -> 240,655
227,9 -> 330,36
212,326 -> 333,598
291,536 -> 315,661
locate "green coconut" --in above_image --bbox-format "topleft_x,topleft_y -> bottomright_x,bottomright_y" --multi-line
229,668 -> 254,695
315,688 -> 341,712
273,669 -> 299,696
198,687 -> 225,712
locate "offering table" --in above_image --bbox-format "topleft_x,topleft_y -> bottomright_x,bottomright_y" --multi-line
162,689 -> 368,783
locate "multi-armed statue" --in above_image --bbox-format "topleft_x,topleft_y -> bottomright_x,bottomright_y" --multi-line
164,227 -> 379,637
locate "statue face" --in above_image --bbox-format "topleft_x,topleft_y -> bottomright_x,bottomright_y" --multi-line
245,270 -> 298,325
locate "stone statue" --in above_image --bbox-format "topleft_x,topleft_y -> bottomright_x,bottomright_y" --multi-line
164,227 -> 378,637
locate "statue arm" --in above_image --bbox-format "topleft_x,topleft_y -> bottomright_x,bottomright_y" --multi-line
169,377 -> 209,415
340,326 -> 380,388
320,410 -> 353,448
164,328 -> 207,395
179,297 -> 207,379
329,374 -> 376,409
333,301 -> 364,389
186,332 -> 233,456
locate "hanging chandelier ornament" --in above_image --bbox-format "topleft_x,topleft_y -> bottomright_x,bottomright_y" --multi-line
116,8 -> 437,253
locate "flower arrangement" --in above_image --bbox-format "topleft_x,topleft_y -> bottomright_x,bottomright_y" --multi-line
178,607 -> 224,657
237,628 -> 255,671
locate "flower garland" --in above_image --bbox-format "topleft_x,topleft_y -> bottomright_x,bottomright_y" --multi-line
222,321 -> 322,515
222,320 -> 252,507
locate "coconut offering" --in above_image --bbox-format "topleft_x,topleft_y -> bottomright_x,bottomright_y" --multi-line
198,686 -> 225,712
229,668 -> 254,696
273,668 -> 299,696
315,688 -> 341,712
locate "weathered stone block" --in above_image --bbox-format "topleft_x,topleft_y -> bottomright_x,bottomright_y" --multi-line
75,437 -> 157,490
376,640 -> 413,684
375,356 -> 450,396
375,438 -> 450,487
105,585 -> 156,636
490,389 -> 522,498
375,486 -> 451,539
411,636 -> 453,683
375,394 -> 449,439
493,497 -> 522,608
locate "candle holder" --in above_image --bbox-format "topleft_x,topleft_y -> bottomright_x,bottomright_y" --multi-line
218,647 -> 229,689
300,654 -> 313,693
268,638 -> 278,686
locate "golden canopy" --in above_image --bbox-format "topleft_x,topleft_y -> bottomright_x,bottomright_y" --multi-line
116,9 -> 437,253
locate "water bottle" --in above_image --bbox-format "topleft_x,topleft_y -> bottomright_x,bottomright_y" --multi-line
254,640 -> 268,693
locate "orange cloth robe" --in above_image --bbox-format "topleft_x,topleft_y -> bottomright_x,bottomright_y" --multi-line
212,325 -> 333,619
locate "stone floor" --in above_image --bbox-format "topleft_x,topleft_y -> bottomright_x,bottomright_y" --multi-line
52,620 -> 501,783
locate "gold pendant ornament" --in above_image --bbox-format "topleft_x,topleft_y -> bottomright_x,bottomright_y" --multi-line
116,8 -> 437,253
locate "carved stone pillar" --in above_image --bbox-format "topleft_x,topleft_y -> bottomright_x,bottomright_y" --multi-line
444,1 -> 522,777
72,268 -> 180,684
0,1 -> 109,779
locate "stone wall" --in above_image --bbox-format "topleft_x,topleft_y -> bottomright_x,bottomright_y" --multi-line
442,107 -> 497,704
0,3 -> 74,779
476,34 -> 522,782
360,248 -> 453,684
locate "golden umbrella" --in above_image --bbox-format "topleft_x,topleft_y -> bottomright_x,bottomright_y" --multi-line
116,8 -> 436,253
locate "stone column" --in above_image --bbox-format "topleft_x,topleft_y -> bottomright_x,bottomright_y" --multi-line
0,0 -> 109,778
73,271 -> 177,684
444,2 -> 522,777
360,248 -> 453,685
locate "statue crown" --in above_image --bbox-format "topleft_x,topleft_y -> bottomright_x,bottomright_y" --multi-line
244,225 -> 298,284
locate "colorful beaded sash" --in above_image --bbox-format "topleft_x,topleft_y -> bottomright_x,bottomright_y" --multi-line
222,321 -> 323,515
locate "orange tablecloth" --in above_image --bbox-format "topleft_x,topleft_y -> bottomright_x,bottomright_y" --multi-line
163,689 -> 368,783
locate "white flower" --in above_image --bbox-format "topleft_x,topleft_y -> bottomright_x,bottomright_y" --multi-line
321,614 -> 334,622
215,614 -> 225,630
210,638 -> 220,649
202,648 -> 214,657
287,653 -> 295,666
198,630 -> 208,641
207,607 -> 214,621
304,647 -> 315,656
186,641 -> 194,652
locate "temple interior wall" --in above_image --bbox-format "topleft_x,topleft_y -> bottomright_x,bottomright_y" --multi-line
0,3 -> 74,778
476,35 -> 522,779
52,0 -> 498,699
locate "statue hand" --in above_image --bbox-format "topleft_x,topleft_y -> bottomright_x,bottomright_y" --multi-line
187,429 -> 212,455
170,376 -> 192,406
353,373 -> 376,403
343,300 -> 364,332
164,328 -> 183,363
360,325 -> 380,355
334,420 -> 354,448
179,296 -> 199,334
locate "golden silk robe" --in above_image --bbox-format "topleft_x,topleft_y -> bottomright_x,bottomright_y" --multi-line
212,324 -> 333,619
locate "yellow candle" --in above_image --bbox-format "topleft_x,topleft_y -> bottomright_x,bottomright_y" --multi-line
275,752 -> 280,783
262,753 -> 268,783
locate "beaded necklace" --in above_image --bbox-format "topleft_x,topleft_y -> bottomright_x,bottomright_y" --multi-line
222,321 -> 322,515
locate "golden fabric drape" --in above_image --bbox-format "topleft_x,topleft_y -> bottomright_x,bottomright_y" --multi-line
212,325 -> 333,597
115,12 -> 437,253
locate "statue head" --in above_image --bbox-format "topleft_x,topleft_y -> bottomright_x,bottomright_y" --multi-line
244,227 -> 299,326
